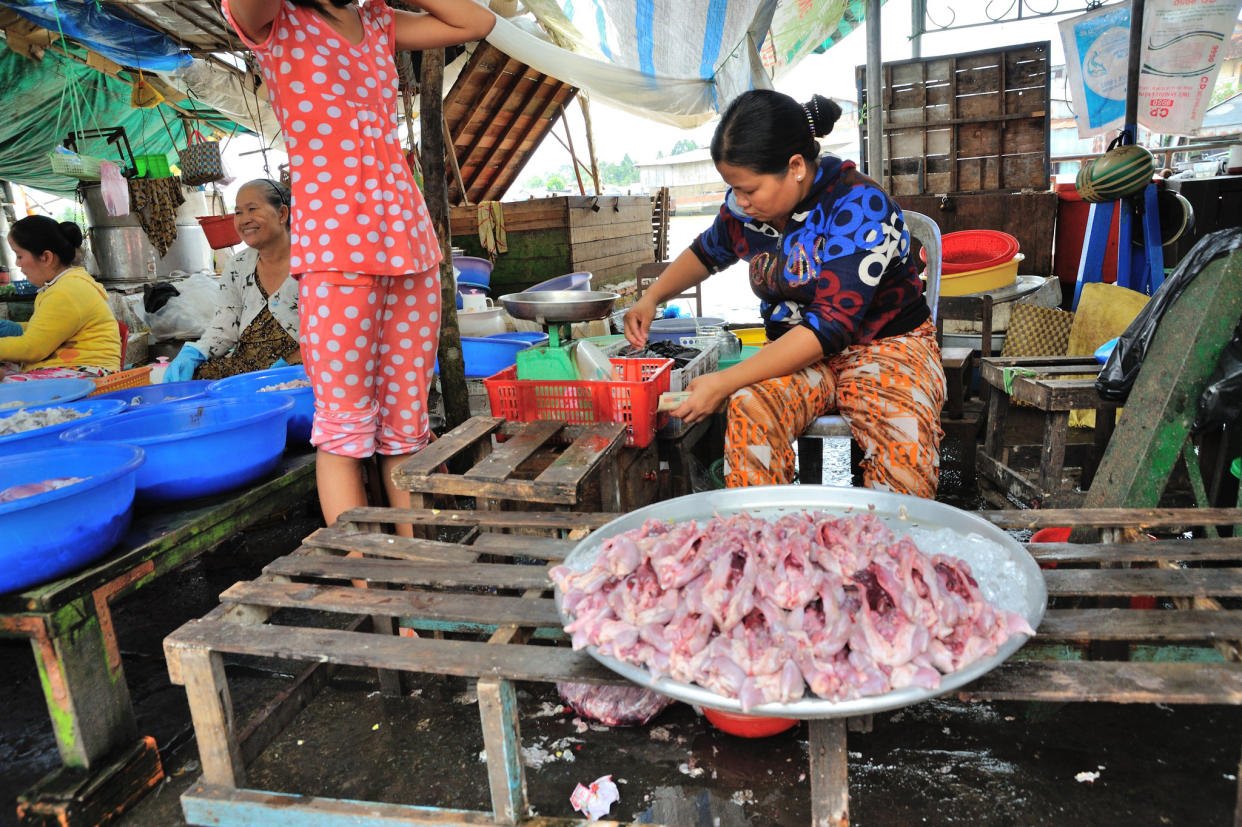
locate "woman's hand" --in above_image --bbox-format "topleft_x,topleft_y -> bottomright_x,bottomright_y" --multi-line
671,372 -> 733,424
623,296 -> 658,349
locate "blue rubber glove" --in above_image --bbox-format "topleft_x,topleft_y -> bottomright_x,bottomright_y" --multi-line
0,319 -> 22,337
270,357 -> 289,369
165,344 -> 206,383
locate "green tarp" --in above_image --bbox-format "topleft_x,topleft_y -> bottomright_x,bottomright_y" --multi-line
0,41 -> 237,198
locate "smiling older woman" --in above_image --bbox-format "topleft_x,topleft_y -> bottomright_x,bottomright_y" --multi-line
165,179 -> 301,381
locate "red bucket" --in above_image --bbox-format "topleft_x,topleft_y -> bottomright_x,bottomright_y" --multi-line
924,229 -> 1020,275
196,215 -> 241,249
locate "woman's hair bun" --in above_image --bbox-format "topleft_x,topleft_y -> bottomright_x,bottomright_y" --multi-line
57,221 -> 84,250
804,94 -> 843,139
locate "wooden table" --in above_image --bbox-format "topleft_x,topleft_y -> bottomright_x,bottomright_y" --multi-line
164,505 -> 1242,826
2,450 -> 316,826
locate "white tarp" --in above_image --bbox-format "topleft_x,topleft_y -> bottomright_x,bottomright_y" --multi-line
1060,0 -> 1242,138
492,0 -> 877,126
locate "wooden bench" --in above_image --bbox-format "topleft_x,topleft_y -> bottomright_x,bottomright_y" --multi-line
2,450 -> 317,826
163,504 -> 1242,826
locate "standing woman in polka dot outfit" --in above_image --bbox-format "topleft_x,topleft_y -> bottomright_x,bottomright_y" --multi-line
223,0 -> 494,529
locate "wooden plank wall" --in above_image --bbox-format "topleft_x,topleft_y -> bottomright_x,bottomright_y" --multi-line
896,191 -> 1059,277
448,196 -> 653,291
859,42 -> 1051,197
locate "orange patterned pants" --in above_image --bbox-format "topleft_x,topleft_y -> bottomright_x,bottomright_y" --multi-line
724,319 -> 945,498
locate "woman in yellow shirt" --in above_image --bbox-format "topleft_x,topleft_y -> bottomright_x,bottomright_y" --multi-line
1,216 -> 121,381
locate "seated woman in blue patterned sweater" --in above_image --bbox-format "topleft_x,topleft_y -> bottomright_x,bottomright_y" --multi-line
625,89 -> 945,498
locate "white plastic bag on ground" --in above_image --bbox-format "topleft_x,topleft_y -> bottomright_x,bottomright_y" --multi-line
144,271 -> 219,341
570,775 -> 619,820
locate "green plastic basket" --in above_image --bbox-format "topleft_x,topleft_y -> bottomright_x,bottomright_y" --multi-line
134,153 -> 172,178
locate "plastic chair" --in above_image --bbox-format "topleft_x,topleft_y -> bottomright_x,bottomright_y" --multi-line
796,210 -> 942,485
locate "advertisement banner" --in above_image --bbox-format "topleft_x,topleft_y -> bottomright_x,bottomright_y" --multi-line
1060,0 -> 1242,138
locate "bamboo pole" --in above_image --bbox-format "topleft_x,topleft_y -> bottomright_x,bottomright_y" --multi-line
577,95 -> 601,195
557,103 -> 586,196
443,117 -> 470,206
420,47 -> 471,430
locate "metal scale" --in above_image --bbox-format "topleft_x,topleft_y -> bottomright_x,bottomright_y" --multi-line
498,290 -> 620,380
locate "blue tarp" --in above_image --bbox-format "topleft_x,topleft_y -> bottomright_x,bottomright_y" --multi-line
3,0 -> 190,71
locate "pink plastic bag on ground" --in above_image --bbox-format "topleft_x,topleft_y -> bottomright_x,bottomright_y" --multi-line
556,682 -> 673,727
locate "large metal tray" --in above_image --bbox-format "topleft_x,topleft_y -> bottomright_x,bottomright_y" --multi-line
498,290 -> 619,324
555,486 -> 1046,719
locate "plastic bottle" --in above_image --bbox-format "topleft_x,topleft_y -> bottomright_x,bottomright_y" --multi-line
149,356 -> 171,384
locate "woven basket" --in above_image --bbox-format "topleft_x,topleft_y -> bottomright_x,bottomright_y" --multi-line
48,149 -> 104,181
89,365 -> 153,396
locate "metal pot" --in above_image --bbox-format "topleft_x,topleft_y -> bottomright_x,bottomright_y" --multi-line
82,183 -> 213,283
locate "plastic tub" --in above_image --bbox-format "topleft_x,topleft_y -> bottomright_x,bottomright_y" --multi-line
196,215 -> 242,249
457,307 -> 508,337
457,279 -> 490,294
702,707 -> 798,738
93,379 -> 210,408
206,365 -> 313,444
940,254 -> 1023,297
525,272 -> 592,292
928,229 -> 1020,275
717,345 -> 761,371
436,337 -> 544,378
0,398 -> 129,455
488,331 -> 549,346
134,153 -> 171,178
452,255 -> 493,288
648,316 -> 726,344
62,395 -> 293,502
0,443 -> 145,594
731,327 -> 768,348
0,377 -> 96,411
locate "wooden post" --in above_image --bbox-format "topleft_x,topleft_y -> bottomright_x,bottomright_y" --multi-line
420,47 -> 471,430
578,95 -> 601,194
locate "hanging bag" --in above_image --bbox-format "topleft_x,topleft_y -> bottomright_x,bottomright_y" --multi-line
177,129 -> 224,185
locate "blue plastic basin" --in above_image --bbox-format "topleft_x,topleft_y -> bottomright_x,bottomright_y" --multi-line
0,398 -> 129,455
0,443 -> 144,594
525,272 -> 592,292
436,336 -> 543,377
205,366 -> 313,444
452,255 -> 493,287
93,379 -> 210,407
62,395 -> 292,502
0,377 -> 95,411
488,331 -> 548,346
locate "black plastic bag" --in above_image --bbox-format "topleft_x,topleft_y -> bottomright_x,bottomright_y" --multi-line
143,281 -> 180,314
1096,229 -> 1242,402
1193,320 -> 1242,434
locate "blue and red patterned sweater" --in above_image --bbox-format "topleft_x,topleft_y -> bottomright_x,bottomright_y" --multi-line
689,156 -> 929,356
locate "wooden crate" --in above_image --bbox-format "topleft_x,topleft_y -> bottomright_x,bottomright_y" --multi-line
450,195 -> 655,293
857,42 -> 1051,197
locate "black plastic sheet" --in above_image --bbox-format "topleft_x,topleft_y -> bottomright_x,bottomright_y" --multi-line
1096,229 -> 1242,403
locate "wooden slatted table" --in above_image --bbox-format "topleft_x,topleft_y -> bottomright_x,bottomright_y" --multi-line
978,355 -> 1121,507
164,505 -> 1242,826
3,450 -> 317,826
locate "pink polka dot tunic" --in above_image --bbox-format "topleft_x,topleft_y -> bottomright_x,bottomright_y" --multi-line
222,0 -> 441,278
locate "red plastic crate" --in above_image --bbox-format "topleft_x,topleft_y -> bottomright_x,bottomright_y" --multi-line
482,358 -> 672,448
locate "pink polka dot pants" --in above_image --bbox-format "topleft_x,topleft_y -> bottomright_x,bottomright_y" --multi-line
298,270 -> 440,458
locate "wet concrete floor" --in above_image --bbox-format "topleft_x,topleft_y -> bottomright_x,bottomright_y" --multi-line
2,437 -> 1239,826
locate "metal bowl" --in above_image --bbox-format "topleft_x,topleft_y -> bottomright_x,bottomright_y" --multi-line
498,290 -> 619,324
555,485 -> 1046,720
